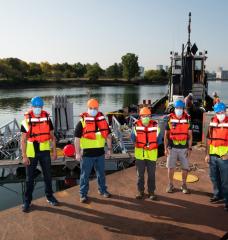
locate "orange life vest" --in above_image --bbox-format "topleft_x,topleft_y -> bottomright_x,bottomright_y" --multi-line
25,110 -> 51,142
169,112 -> 190,141
208,116 -> 228,147
80,112 -> 109,139
135,119 -> 158,150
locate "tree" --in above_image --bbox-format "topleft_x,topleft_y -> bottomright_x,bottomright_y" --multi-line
85,63 -> 104,80
72,62 -> 87,78
121,53 -> 139,81
105,63 -> 123,78
28,63 -> 42,77
144,69 -> 168,83
40,62 -> 52,77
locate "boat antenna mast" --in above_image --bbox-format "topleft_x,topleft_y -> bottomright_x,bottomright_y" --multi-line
186,12 -> 191,55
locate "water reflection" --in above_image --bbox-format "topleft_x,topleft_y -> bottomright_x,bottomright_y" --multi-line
122,85 -> 139,107
5,83 -> 228,126
0,97 -> 29,111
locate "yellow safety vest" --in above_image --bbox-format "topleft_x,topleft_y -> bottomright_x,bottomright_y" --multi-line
134,126 -> 160,161
209,145 -> 228,157
21,119 -> 51,158
80,119 -> 106,149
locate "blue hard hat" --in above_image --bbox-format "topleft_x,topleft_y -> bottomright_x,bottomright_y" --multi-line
31,96 -> 44,107
214,102 -> 226,113
174,99 -> 185,108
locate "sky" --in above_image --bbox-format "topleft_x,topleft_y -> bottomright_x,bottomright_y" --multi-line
0,0 -> 227,71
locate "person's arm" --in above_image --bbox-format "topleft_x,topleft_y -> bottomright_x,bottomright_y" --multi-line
50,130 -> 57,160
187,129 -> 193,157
21,133 -> 30,165
105,134 -> 112,158
205,128 -> 210,163
164,130 -> 170,156
156,126 -> 162,145
74,137 -> 82,161
130,129 -> 136,143
74,121 -> 83,161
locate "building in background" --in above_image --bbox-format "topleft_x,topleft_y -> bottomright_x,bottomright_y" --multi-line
216,67 -> 228,79
164,65 -> 169,72
206,71 -> 216,80
156,65 -> 163,71
139,66 -> 145,77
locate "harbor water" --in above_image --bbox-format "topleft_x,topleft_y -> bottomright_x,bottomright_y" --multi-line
0,81 -> 227,211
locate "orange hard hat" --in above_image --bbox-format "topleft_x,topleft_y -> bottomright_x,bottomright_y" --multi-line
139,107 -> 151,116
87,98 -> 99,108
63,144 -> 75,157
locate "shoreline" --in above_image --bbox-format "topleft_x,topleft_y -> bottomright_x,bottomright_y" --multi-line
0,78 -> 168,89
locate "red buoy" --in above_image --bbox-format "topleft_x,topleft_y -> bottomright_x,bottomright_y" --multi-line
63,144 -> 75,157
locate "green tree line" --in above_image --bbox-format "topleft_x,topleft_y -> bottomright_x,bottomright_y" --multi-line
0,53 -> 168,82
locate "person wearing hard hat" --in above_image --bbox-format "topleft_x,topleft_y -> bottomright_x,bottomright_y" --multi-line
20,96 -> 59,212
131,107 -> 160,200
205,102 -> 228,211
164,99 -> 193,194
212,92 -> 220,105
74,98 -> 112,203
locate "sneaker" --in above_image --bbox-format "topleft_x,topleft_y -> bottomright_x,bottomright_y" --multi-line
47,195 -> 59,206
166,184 -> 174,193
22,201 -> 31,213
210,196 -> 223,203
135,192 -> 144,199
80,196 -> 88,203
181,184 -> 190,194
148,192 -> 157,201
98,190 -> 111,198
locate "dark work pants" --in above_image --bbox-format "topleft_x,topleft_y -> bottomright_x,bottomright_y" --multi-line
135,159 -> 156,194
24,151 -> 53,203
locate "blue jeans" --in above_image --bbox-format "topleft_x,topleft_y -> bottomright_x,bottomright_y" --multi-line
25,151 -> 53,203
209,155 -> 228,204
80,154 -> 107,197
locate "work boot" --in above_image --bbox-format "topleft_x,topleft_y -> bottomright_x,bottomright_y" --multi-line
47,195 -> 59,206
166,184 -> 174,193
80,196 -> 88,203
148,192 -> 157,201
210,196 -> 223,203
22,201 -> 31,213
181,184 -> 190,194
98,190 -> 111,198
135,192 -> 144,199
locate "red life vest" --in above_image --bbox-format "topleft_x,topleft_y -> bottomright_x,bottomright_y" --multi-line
208,116 -> 228,147
135,119 -> 158,150
25,110 -> 51,142
80,112 -> 109,139
169,112 -> 190,141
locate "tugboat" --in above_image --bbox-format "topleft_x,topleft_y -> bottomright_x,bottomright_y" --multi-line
151,12 -> 213,141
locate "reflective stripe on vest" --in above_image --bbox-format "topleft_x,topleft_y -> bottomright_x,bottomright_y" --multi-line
135,119 -> 158,150
80,117 -> 106,149
135,147 -> 158,161
26,140 -> 50,158
208,116 -> 228,147
23,110 -> 51,143
169,112 -> 190,142
80,112 -> 109,139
